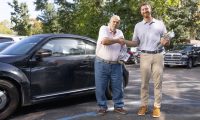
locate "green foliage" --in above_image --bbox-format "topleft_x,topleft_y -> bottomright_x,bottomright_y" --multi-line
70,0 -> 104,39
103,0 -> 141,39
8,0 -> 31,35
166,0 -> 200,45
30,19 -> 43,35
36,2 -> 60,33
0,21 -> 13,34
56,0 -> 75,34
32,0 -> 199,44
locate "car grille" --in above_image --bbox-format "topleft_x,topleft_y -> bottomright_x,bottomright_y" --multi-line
164,54 -> 182,60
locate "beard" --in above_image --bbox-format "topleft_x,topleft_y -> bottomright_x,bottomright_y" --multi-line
142,12 -> 151,18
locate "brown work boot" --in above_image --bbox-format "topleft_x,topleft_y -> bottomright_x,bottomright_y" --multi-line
137,106 -> 148,115
152,106 -> 160,118
114,108 -> 128,115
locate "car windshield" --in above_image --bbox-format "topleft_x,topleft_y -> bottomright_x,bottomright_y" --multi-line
0,36 -> 44,55
172,45 -> 192,51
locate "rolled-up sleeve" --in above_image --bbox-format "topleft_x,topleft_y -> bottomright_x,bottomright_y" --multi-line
98,26 -> 108,42
132,24 -> 140,45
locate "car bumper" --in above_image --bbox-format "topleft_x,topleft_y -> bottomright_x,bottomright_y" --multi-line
164,61 -> 187,65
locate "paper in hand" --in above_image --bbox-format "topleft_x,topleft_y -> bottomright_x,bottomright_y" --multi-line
118,46 -> 130,62
157,30 -> 175,48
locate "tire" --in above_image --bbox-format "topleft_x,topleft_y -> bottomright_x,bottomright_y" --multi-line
193,59 -> 198,67
0,80 -> 19,120
187,58 -> 193,69
105,78 -> 125,100
164,65 -> 170,67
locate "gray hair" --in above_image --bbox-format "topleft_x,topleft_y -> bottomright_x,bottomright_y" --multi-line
109,15 -> 121,22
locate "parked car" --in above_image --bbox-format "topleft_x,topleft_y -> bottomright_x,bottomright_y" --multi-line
164,44 -> 200,68
125,47 -> 140,64
0,34 -> 129,119
0,41 -> 15,52
0,34 -> 26,43
0,37 -> 14,43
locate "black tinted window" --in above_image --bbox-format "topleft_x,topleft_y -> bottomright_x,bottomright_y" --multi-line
173,45 -> 192,51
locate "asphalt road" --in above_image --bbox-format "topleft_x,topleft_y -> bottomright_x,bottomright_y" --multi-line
9,64 -> 200,120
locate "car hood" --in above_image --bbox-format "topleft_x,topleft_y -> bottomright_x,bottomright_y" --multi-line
167,50 -> 186,54
0,54 -> 25,64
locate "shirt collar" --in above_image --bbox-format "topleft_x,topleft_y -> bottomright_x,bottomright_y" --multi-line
108,26 -> 117,35
142,18 -> 156,24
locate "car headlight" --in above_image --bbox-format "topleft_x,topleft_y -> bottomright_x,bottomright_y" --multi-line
182,55 -> 188,58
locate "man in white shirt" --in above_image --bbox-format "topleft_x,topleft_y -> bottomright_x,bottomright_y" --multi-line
95,15 -> 127,115
123,3 -> 170,118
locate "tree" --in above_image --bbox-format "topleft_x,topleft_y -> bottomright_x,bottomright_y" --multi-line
8,0 -> 31,35
55,0 -> 75,33
103,0 -> 141,39
166,0 -> 200,44
0,20 -> 13,34
69,0 -> 105,38
29,19 -> 43,35
33,0 -> 199,43
35,0 -> 60,33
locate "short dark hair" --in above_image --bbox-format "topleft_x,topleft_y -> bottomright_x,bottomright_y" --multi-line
140,2 -> 151,9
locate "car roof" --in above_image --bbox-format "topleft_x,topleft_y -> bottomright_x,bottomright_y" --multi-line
31,34 -> 96,42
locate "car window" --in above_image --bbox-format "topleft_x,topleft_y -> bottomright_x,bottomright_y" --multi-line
0,37 -> 13,43
0,42 -> 14,51
42,38 -> 86,56
85,41 -> 96,54
173,45 -> 192,51
1,36 -> 44,55
194,47 -> 200,51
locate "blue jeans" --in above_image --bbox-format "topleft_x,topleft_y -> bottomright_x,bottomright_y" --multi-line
95,58 -> 124,109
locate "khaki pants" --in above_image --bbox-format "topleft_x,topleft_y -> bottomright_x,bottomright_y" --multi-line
140,53 -> 164,108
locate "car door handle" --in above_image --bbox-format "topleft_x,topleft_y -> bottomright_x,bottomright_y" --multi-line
82,60 -> 90,63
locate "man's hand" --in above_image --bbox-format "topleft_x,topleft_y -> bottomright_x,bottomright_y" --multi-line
160,37 -> 170,46
101,37 -> 125,45
118,38 -> 125,45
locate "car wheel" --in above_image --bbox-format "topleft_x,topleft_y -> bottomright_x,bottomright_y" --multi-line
187,58 -> 193,69
164,65 -> 169,67
0,80 -> 19,120
105,78 -> 125,100
193,59 -> 198,67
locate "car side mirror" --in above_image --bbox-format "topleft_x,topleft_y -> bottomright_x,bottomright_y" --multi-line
36,49 -> 52,58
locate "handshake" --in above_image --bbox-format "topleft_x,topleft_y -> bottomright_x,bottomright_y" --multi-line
118,38 -> 126,45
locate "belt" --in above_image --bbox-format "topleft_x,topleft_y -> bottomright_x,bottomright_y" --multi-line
96,56 -> 119,64
141,50 -> 163,54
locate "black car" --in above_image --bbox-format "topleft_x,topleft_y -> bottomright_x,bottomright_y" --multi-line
0,34 -> 129,119
164,44 -> 200,68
